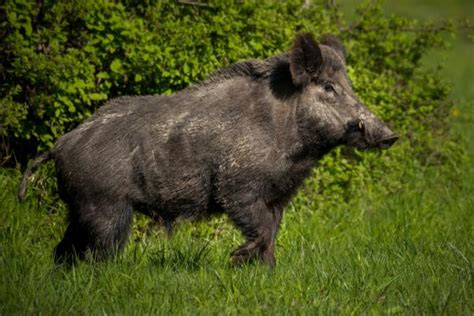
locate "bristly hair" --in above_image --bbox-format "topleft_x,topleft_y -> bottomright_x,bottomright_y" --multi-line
320,34 -> 346,61
198,55 -> 289,86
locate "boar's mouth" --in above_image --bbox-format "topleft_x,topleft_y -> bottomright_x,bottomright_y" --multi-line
352,135 -> 398,150
377,135 -> 399,149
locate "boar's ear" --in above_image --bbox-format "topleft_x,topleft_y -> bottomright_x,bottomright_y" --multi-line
320,34 -> 346,61
289,33 -> 323,87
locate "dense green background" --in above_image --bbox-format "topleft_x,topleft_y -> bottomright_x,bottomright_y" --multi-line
1,0 -> 472,314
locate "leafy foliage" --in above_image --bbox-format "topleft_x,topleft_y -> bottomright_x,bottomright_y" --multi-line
0,0 -> 465,207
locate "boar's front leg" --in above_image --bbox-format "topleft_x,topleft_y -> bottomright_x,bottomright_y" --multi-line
228,200 -> 282,267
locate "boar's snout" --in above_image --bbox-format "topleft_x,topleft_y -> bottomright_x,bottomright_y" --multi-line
346,116 -> 398,150
378,133 -> 399,149
363,119 -> 398,149
373,123 -> 398,149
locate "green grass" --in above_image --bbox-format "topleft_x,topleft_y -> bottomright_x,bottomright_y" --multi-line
1,1 -> 473,314
1,160 -> 473,314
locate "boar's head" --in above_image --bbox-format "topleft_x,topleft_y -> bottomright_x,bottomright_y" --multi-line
289,33 -> 398,152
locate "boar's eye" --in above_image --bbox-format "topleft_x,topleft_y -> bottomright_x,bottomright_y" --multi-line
323,82 -> 336,93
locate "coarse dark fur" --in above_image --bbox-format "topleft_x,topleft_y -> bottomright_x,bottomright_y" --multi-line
18,33 -> 398,267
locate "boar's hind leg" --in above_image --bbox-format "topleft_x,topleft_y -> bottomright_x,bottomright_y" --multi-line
53,213 -> 89,265
53,200 -> 133,265
229,200 -> 282,267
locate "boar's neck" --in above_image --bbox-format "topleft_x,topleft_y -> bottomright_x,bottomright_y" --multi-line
177,58 -> 333,206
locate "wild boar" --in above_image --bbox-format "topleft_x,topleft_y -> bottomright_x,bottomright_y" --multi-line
18,33 -> 398,267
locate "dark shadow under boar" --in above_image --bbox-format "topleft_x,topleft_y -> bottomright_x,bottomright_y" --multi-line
18,33 -> 398,267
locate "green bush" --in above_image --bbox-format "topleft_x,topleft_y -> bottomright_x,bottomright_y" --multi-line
0,0 -> 465,208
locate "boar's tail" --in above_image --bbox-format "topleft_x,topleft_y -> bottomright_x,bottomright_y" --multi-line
18,151 -> 53,201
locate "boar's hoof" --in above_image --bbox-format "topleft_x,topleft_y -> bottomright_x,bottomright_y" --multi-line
230,243 -> 276,267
